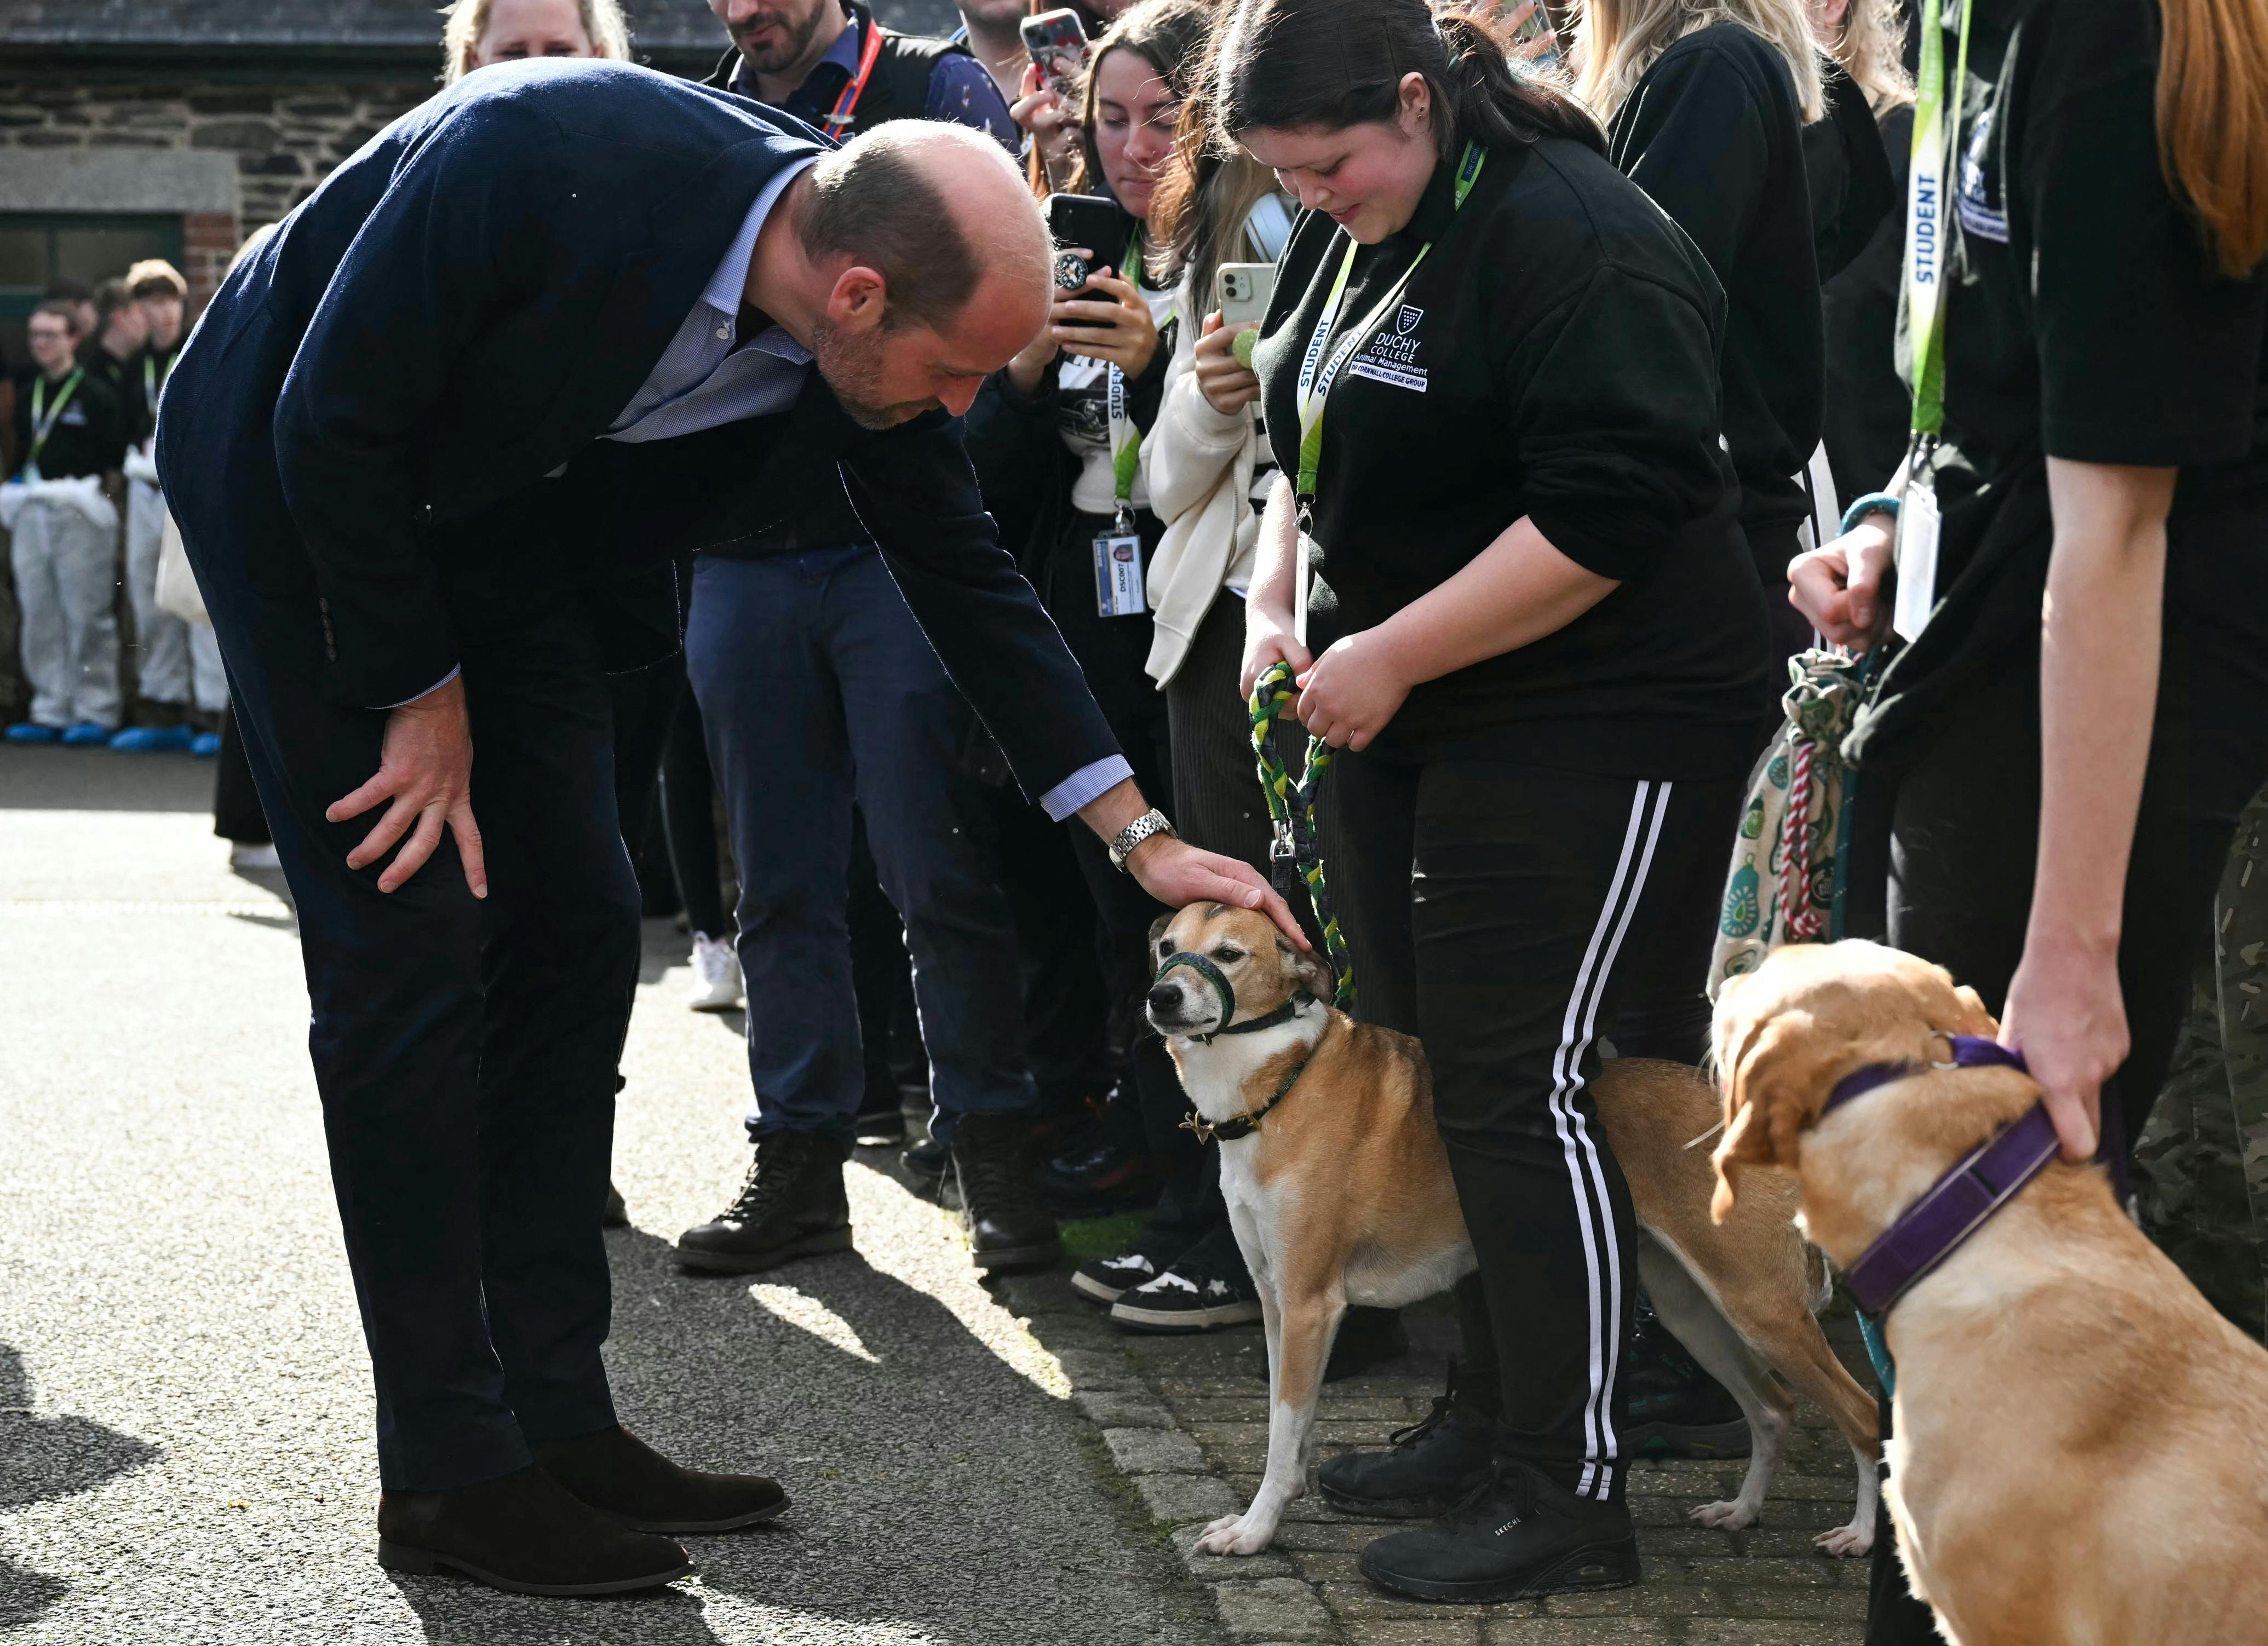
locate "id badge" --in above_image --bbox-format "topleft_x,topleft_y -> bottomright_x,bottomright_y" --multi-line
1892,475 -> 1941,643
1094,532 -> 1147,618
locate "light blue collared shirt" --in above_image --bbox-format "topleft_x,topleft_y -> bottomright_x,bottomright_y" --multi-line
396,162 -> 1133,818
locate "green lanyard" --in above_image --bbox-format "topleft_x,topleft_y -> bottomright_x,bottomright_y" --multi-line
144,350 -> 173,414
1106,228 -> 1153,528
1905,0 -> 1974,438
1294,141 -> 1486,510
23,367 -> 83,480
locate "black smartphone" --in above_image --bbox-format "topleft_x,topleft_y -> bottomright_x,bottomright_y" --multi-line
1020,8 -> 1090,99
1045,193 -> 1130,324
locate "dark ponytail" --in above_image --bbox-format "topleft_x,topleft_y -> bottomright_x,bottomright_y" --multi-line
1210,0 -> 1603,163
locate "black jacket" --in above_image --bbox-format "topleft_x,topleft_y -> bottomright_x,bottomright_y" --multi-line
155,60 -> 1117,803
1608,25 -> 1824,575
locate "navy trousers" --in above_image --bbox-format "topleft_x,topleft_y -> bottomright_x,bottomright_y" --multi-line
685,546 -> 1034,1143
194,551 -> 635,1493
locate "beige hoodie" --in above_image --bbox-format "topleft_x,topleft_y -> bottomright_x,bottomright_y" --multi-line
1140,267 -> 1276,688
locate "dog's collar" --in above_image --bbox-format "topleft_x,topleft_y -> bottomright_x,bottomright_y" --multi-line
1181,1040 -> 1316,1144
1155,950 -> 1311,1045
1822,1034 -> 2059,1315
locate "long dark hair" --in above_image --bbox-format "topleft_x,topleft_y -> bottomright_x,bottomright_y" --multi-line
1209,0 -> 1603,160
1066,0 -> 1218,202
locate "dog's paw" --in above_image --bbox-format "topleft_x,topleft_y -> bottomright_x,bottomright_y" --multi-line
1814,1521 -> 1873,1558
1689,1498 -> 1761,1533
1194,1513 -> 1277,1556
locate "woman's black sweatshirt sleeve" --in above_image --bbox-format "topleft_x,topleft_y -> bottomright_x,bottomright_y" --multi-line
1507,264 -> 1732,584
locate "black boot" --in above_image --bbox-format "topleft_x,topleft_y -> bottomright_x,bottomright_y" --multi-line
376,1465 -> 691,1596
1622,1293 -> 1750,1458
950,1110 -> 1062,1271
533,1424 -> 788,1534
1358,1458 -> 1639,1605
1317,1363 -> 1498,1519
674,1131 -> 853,1274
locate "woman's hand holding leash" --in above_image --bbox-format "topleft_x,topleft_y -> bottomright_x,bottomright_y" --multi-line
328,673 -> 487,898
1788,514 -> 1896,648
1295,629 -> 1412,751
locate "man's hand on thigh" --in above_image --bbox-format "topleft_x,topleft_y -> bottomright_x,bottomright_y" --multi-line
326,674 -> 488,897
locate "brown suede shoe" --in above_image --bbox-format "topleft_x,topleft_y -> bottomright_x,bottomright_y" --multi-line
376,1464 -> 691,1596
533,1424 -> 790,1534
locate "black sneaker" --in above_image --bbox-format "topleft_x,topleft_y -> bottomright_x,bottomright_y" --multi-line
674,1131 -> 853,1274
1318,1362 -> 1498,1519
1358,1458 -> 1639,1605
1622,1294 -> 1750,1458
950,1111 -> 1062,1272
1108,1225 -> 1261,1332
854,1087 -> 909,1148
1071,1231 -> 1184,1306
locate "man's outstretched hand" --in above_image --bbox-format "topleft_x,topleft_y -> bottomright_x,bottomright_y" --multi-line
1127,834 -> 1307,948
326,674 -> 487,898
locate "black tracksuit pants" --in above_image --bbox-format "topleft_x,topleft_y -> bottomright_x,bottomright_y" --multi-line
1330,746 -> 1741,1501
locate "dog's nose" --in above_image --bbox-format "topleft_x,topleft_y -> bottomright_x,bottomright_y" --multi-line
1146,983 -> 1180,1015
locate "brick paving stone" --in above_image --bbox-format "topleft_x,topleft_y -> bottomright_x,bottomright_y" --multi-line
1319,1582 -> 1542,1622
1139,1472 -> 1245,1523
1107,1425 -> 1212,1474
1076,1389 -> 1176,1428
1680,1621 -> 1867,1644
1543,1585 -> 1864,1621
1211,1578 -> 1339,1641
1482,1622 -> 1681,1645
1341,1619 -> 1484,1645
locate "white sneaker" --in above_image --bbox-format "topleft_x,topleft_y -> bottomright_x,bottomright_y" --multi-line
229,841 -> 281,870
688,933 -> 743,1011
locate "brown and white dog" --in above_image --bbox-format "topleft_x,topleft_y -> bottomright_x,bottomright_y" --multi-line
1145,902 -> 1880,1558
1711,940 -> 2268,1646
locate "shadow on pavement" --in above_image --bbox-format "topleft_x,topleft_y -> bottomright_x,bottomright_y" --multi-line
0,1344 -> 162,1631
586,1222 -> 1208,1646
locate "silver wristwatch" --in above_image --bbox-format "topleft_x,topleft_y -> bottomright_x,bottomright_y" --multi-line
1107,809 -> 1178,872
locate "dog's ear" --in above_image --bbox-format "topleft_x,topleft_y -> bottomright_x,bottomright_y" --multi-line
1147,912 -> 1176,960
1710,1009 -> 1825,1221
1949,983 -> 1999,1037
1278,935 -> 1333,1003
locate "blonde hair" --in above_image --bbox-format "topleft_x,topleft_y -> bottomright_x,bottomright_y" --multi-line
440,0 -> 631,84
1573,0 -> 1826,125
1821,0 -> 1910,111
2158,0 -> 2268,277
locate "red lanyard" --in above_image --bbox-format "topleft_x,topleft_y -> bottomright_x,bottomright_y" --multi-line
821,21 -> 887,140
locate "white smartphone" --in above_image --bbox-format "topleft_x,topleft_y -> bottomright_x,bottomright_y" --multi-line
1214,262 -> 1276,328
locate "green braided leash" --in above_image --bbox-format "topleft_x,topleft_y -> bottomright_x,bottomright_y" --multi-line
1249,660 -> 1356,1011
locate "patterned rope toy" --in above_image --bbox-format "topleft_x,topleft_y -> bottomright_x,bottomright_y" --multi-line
1248,660 -> 1356,1011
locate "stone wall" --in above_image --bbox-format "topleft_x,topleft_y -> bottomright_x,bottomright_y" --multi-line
0,77 -> 435,232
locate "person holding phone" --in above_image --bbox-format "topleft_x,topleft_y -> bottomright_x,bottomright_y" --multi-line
1219,0 -> 1769,1602
967,0 -> 1232,1305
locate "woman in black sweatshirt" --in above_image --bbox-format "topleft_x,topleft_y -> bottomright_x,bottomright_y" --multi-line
1579,0 -> 1829,659
1216,0 -> 1767,1604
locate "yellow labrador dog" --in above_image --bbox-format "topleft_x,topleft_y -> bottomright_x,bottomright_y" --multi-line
1711,940 -> 2268,1645
1145,903 -> 1880,1558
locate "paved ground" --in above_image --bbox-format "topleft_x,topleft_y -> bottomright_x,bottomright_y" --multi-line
0,746 -> 1215,1646
0,743 -> 1881,1645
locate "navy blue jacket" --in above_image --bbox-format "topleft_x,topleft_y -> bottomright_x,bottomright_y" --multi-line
157,60 -> 1117,802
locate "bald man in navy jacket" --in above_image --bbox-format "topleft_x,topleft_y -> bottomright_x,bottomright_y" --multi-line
157,60 -> 1293,1597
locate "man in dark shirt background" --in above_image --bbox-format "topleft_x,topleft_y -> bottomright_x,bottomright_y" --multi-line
705,0 -> 1015,143
5,298 -> 126,744
671,0 -> 1065,1279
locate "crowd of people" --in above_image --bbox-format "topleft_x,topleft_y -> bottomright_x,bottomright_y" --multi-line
92,0 -> 2268,1622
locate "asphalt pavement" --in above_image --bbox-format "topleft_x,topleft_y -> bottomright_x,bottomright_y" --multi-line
0,744 -> 1221,1646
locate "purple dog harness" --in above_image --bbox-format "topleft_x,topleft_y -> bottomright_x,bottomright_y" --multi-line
1822,1035 -> 2061,1315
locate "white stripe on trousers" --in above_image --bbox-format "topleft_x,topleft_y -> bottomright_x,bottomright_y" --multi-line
1548,780 -> 1670,1500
